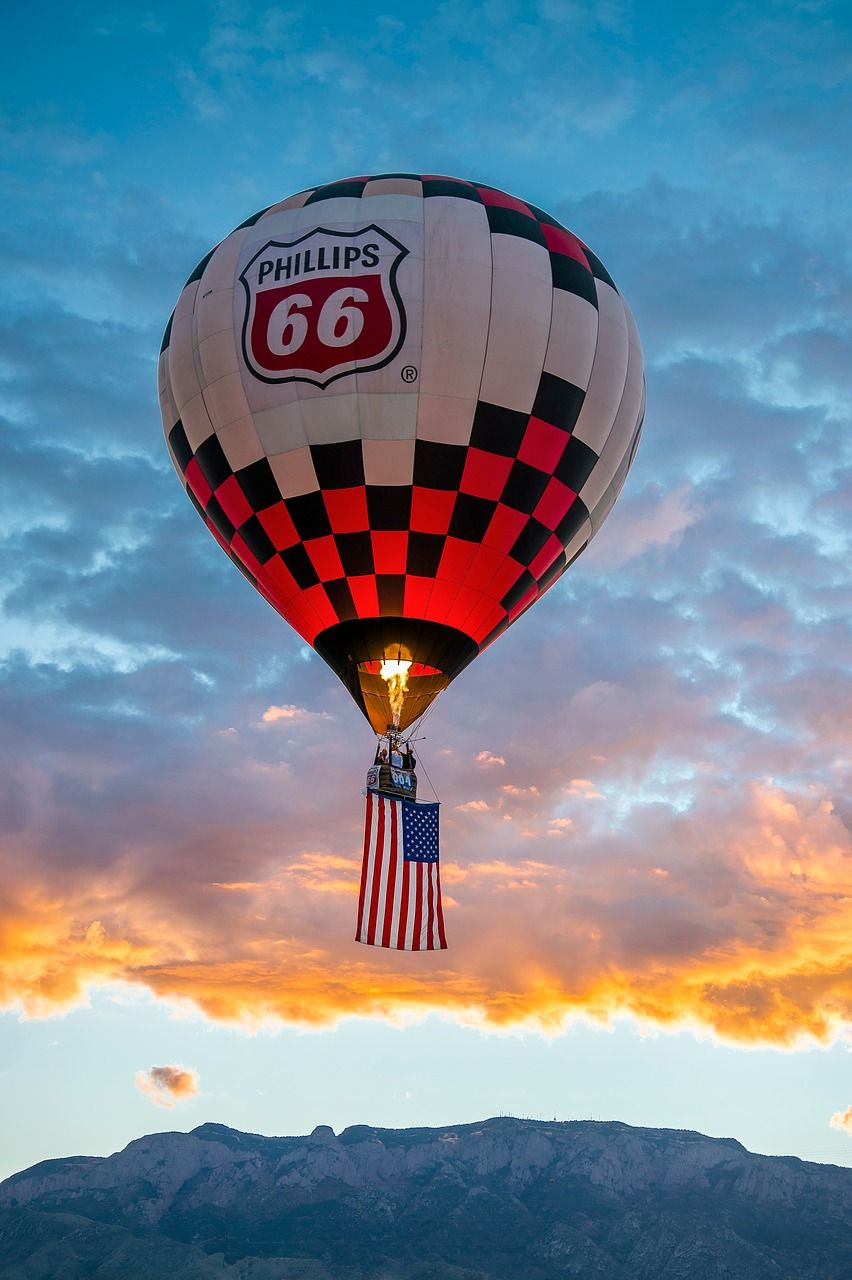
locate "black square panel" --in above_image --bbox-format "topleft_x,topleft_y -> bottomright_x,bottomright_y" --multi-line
485,205 -> 547,245
305,180 -> 368,203
413,440 -> 467,490
583,247 -> 617,290
407,532 -> 445,576
448,492 -> 494,542
376,575 -> 406,615
281,544 -> 319,590
168,420 -> 192,473
470,402 -> 529,457
310,440 -> 365,489
532,372 -> 585,434
205,495 -> 235,543
500,460 -> 551,514
509,519 -> 551,567
555,497 -> 590,546
336,532 -> 374,576
237,514 -> 276,566
537,551 -> 567,591
549,254 -> 598,306
286,491 -> 332,541
366,486 -> 412,530
324,577 -> 358,623
236,458 -> 281,512
554,436 -> 598,492
422,179 -> 483,201
160,313 -> 174,354
501,569 -> 536,611
195,434 -> 232,491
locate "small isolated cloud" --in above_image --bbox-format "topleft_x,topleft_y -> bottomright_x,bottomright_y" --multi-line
135,1064 -> 200,1109
455,799 -> 490,812
261,704 -> 329,724
475,751 -> 505,766
565,779 -> 604,799
829,1106 -> 852,1136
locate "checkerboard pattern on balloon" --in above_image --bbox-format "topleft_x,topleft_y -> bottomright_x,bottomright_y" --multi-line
160,173 -> 644,663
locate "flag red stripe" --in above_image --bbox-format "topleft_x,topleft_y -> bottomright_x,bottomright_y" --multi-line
355,790 -> 372,940
381,800 -> 399,948
426,860 -> 435,949
435,864 -> 447,949
396,854 -> 411,950
366,795 -> 386,945
412,861 -> 424,949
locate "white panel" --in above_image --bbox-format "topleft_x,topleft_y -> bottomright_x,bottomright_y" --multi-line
269,446 -> 319,498
362,437 -> 415,486
202,370 -> 251,432
542,289 -> 599,392
416,393 -> 479,445
169,345 -> 202,414
256,191 -> 314,218
252,402 -> 308,455
181,391 -> 215,451
157,348 -> 169,396
298,393 -> 362,446
198,228 -> 250,294
195,288 -> 234,345
571,281 -> 629,453
563,514 -> 593,563
479,236 -> 552,413
198,329 -> 239,382
424,196 -> 493,265
158,378 -> 179,434
357,392 -> 419,440
216,415 -> 266,472
362,178 -> 422,197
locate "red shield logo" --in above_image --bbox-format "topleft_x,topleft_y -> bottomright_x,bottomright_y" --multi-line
239,225 -> 408,388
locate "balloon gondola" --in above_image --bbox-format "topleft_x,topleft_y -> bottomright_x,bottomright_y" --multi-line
158,173 -> 644,950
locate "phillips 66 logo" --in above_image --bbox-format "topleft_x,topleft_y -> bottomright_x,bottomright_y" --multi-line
239,225 -> 408,388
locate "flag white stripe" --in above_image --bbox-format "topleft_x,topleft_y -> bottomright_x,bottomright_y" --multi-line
357,792 -> 380,943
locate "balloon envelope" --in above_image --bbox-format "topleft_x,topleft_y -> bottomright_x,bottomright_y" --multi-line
159,174 -> 644,732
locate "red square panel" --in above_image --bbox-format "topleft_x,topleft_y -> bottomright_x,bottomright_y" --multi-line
533,478 -> 577,531
258,501 -> 298,550
403,575 -> 434,618
371,530 -> 408,574
459,448 -> 514,501
422,579 -> 458,625
185,457 -> 212,508
529,533 -> 563,580
444,584 -> 481,633
305,535 -> 345,581
324,486 -> 369,534
465,599 -> 506,645
410,486 -> 455,535
540,224 -> 591,267
482,503 -> 528,554
302,583 -> 337,633
230,533 -> 262,578
507,583 -> 538,622
485,557 -> 525,602
477,187 -> 535,217
462,542 -> 505,594
260,556 -> 299,600
349,575 -> 379,617
518,418 -> 568,474
437,537 -> 478,583
215,474 -> 253,529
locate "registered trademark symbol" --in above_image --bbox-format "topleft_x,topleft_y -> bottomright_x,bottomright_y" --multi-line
401,365 -> 418,383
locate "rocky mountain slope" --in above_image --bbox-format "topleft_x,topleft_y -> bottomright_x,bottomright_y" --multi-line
1,1117 -> 850,1279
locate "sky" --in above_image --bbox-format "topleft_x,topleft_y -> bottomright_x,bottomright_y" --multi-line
1,0 -> 851,1180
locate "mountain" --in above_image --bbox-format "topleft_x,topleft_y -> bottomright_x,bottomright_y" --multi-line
1,1117 -> 850,1279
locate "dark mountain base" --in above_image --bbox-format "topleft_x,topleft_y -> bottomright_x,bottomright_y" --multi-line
1,1118 -> 849,1279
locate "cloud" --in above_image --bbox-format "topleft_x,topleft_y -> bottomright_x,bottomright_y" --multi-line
262,705 -> 332,724
476,751 -> 506,767
829,1106 -> 852,1136
135,1065 -> 200,1109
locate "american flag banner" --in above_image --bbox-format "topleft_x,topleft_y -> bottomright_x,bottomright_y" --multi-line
356,790 -> 447,951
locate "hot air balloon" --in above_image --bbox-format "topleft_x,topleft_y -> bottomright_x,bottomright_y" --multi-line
158,173 -> 644,741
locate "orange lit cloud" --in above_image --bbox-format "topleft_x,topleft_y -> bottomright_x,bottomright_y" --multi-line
135,1065 -> 200,1108
829,1106 -> 852,1136
2,777 -> 851,1046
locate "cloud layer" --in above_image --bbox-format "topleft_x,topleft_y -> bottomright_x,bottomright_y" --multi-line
1,1 -> 850,1050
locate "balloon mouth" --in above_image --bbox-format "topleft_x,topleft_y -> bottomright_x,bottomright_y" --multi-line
312,619 -> 477,735
360,656 -> 447,733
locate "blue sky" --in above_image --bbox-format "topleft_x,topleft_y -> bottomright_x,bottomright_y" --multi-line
1,0 -> 851,1179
